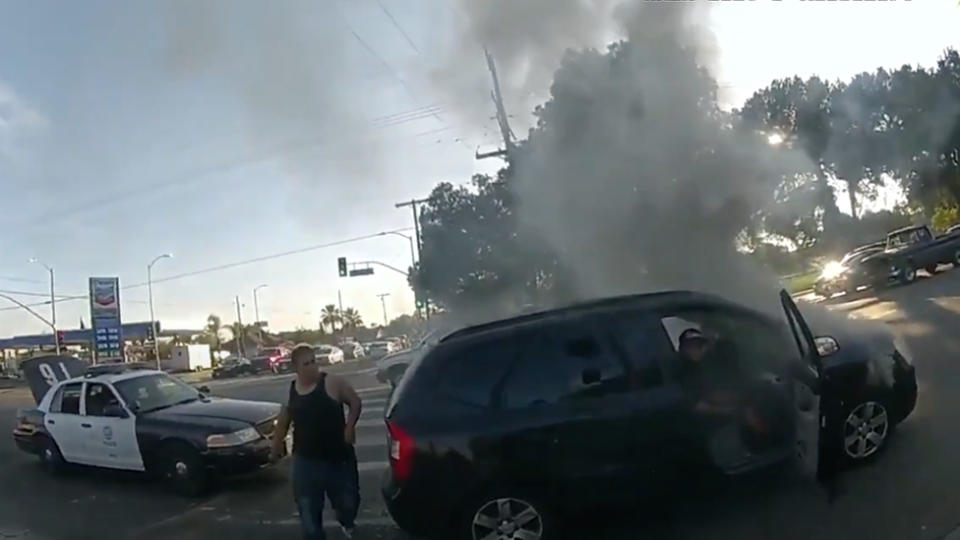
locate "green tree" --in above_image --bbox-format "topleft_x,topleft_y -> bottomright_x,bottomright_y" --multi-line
341,307 -> 363,330
320,304 -> 341,333
204,314 -> 222,351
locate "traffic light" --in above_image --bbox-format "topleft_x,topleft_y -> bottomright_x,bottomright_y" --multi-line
338,257 -> 348,277
55,330 -> 65,350
146,324 -> 154,342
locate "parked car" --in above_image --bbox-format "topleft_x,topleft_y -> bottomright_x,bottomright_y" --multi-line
212,356 -> 256,379
859,224 -> 960,287
381,290 -> 917,539
365,341 -> 398,360
312,345 -> 344,365
339,342 -> 366,360
376,331 -> 443,388
813,242 -> 885,297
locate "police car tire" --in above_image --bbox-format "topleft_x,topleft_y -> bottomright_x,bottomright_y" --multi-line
163,443 -> 211,497
37,436 -> 67,475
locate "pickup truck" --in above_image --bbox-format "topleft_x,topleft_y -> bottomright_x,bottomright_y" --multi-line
861,224 -> 960,286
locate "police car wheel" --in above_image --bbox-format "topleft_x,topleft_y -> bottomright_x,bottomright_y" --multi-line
37,436 -> 66,475
164,444 -> 210,497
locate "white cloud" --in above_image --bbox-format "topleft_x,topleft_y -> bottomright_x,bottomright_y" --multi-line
0,82 -> 46,159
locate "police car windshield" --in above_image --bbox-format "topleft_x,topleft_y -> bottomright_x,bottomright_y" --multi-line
114,373 -> 201,413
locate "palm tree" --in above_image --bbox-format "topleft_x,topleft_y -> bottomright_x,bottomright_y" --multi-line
341,307 -> 363,330
320,304 -> 341,333
205,314 -> 222,351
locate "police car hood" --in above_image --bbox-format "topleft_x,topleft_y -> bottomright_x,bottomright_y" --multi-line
145,397 -> 279,425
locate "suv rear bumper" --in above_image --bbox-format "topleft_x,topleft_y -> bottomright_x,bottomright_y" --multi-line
381,469 -> 449,538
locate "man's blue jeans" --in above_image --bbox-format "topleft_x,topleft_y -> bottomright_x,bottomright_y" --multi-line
291,450 -> 358,540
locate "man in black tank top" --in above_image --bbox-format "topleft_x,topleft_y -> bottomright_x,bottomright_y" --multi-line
271,344 -> 362,539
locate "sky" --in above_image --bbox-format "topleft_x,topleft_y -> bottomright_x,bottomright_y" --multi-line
0,0 -> 958,338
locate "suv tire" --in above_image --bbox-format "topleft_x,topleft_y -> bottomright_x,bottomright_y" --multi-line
458,489 -> 557,540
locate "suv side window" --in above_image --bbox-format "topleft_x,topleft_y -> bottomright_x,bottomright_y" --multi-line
435,335 -> 525,409
84,382 -> 121,416
58,383 -> 83,415
501,323 -> 627,409
603,312 -> 666,389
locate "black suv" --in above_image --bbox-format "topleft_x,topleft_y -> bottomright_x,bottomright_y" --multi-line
381,290 -> 917,540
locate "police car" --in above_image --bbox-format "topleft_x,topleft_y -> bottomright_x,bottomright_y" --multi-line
12,356 -> 290,495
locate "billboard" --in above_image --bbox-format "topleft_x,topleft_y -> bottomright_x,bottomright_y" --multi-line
89,277 -> 124,363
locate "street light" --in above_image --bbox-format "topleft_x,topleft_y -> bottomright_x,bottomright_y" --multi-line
147,253 -> 173,369
29,258 -> 58,354
253,284 -> 268,341
378,231 -> 422,318
378,231 -> 416,270
377,292 -> 391,327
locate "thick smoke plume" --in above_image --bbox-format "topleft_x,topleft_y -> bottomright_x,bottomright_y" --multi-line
432,0 -> 895,360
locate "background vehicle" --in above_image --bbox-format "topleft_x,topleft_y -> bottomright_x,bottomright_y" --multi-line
376,330 -> 443,388
163,344 -> 212,373
381,291 -> 916,539
313,345 -> 344,365
252,347 -> 291,374
339,342 -> 366,360
13,359 -> 288,496
212,356 -> 256,379
814,242 -> 885,297
365,341 -> 398,360
862,224 -> 960,286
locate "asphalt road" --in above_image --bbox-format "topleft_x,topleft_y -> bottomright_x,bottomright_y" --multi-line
3,271 -> 960,539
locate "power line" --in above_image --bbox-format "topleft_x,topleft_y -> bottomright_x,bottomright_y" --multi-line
0,275 -> 44,285
0,228 -> 414,313
375,0 -> 420,54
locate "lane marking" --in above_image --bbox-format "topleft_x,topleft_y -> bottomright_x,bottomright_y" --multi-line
357,461 -> 389,472
356,418 -> 385,428
357,385 -> 390,395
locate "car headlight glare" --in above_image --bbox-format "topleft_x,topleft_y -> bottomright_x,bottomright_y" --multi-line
206,426 -> 261,448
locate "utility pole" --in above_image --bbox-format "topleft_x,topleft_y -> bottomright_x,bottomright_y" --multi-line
476,48 -> 515,161
395,197 -> 432,321
338,289 -> 344,314
377,293 -> 391,327
234,296 -> 246,358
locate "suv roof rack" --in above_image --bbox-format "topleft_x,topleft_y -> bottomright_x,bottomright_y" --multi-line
84,362 -> 155,377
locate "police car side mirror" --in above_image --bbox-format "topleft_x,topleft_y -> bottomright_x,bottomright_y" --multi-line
104,404 -> 128,419
815,336 -> 839,357
198,385 -> 211,394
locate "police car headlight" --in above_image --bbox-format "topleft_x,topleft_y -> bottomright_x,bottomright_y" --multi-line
206,426 -> 261,448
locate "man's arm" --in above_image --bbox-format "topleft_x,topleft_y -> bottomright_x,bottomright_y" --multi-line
336,376 -> 362,444
270,405 -> 291,461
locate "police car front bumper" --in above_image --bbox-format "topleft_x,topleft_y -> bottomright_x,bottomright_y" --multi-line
12,431 -> 39,455
201,437 -> 284,475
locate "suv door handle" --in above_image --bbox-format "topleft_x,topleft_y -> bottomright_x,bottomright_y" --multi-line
80,423 -> 92,428
46,419 -> 55,425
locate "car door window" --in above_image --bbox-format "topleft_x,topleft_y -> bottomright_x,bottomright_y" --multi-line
48,385 -> 66,413
84,382 -> 121,416
602,312 -> 667,389
58,383 -> 83,415
501,324 -> 627,409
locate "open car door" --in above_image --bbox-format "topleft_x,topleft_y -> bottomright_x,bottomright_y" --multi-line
779,290 -> 823,480
20,355 -> 88,404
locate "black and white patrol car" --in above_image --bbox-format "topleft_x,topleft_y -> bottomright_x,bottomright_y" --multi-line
12,356 -> 289,495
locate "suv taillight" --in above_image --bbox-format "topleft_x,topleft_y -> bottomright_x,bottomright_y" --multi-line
386,420 -> 414,483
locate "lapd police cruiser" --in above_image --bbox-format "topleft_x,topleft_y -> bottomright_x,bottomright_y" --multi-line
12,356 -> 290,495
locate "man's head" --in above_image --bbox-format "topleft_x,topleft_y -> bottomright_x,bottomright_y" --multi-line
678,328 -> 710,363
290,344 -> 318,379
